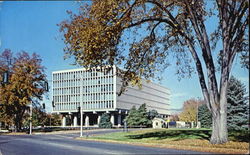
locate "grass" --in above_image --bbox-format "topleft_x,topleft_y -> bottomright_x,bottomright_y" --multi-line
82,128 -> 249,154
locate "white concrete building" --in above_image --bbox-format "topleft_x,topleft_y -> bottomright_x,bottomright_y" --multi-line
52,66 -> 170,127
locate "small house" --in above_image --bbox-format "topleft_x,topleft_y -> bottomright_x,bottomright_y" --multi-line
152,118 -> 166,129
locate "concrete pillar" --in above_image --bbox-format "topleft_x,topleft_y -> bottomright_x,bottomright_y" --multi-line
85,115 -> 89,127
191,121 -> 194,128
97,114 -> 101,125
118,114 -> 121,127
73,115 -> 78,127
62,116 -> 66,127
110,114 -> 114,126
197,122 -> 201,128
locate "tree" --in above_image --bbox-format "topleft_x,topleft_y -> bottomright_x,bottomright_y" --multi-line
170,114 -> 179,122
125,104 -> 151,127
198,104 -> 212,128
23,105 -> 47,128
59,0 -> 249,144
179,98 -> 203,122
0,49 -> 47,131
137,103 -> 151,127
227,76 -> 248,130
31,106 -> 47,127
198,76 -> 249,130
0,49 -> 13,128
148,109 -> 159,120
125,106 -> 138,126
23,111 -> 62,128
99,113 -> 112,128
46,113 -> 61,126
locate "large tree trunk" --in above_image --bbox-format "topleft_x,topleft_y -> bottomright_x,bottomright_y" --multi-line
14,114 -> 23,132
210,94 -> 228,144
210,109 -> 228,144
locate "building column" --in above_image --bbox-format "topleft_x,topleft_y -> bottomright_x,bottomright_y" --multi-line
62,115 -> 66,127
117,114 -> 121,127
73,115 -> 78,127
85,114 -> 89,127
97,114 -> 101,125
191,121 -> 194,128
110,113 -> 114,126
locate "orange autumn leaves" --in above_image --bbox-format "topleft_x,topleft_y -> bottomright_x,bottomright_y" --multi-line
0,50 -> 47,128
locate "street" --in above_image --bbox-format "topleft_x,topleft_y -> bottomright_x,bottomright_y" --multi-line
0,130 -> 207,155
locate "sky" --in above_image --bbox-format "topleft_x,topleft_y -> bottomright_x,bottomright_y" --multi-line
0,1 -> 249,113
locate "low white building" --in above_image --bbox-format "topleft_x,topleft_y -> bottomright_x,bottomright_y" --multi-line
152,118 -> 167,129
52,66 -> 170,127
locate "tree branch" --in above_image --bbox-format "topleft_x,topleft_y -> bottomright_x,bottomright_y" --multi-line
228,1 -> 247,38
126,17 -> 175,29
145,0 -> 213,110
186,1 -> 219,106
184,38 -> 212,111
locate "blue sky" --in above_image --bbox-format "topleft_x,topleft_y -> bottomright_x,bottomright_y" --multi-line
0,1 -> 249,113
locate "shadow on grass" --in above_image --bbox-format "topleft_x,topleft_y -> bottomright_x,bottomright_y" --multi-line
127,129 -> 211,141
127,129 -> 250,142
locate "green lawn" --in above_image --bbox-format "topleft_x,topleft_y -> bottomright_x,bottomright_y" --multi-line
89,128 -> 249,142
83,128 -> 249,154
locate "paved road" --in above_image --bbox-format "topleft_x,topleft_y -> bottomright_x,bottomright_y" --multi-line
0,130 -> 208,155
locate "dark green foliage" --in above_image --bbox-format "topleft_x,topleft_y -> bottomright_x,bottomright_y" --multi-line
198,76 -> 249,130
227,76 -> 249,130
137,104 -> 152,126
148,109 -> 159,120
99,113 -> 112,128
198,104 -> 212,128
125,104 -> 151,127
125,106 -> 138,126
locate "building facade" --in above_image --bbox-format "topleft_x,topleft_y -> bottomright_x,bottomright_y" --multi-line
52,66 -> 170,127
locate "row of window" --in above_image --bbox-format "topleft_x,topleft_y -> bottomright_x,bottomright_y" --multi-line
53,77 -> 114,88
53,84 -> 114,95
53,93 -> 114,103
53,68 -> 114,81
53,101 -> 114,111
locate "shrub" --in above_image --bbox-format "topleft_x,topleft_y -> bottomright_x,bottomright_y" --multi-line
99,113 -> 112,128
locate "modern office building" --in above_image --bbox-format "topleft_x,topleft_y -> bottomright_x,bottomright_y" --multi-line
52,66 -> 170,127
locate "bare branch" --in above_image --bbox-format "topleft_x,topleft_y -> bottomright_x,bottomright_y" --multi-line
126,17 -> 175,28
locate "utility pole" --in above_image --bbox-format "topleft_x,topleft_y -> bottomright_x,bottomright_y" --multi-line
196,103 -> 199,128
29,104 -> 32,135
50,116 -> 51,126
80,74 -> 83,137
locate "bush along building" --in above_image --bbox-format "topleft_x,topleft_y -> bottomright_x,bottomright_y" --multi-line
52,66 -> 170,127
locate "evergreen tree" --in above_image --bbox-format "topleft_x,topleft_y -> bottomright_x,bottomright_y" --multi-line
125,104 -> 151,127
198,104 -> 212,128
137,104 -> 151,127
198,76 -> 249,130
148,109 -> 159,120
227,76 -> 249,130
125,106 -> 139,127
99,113 -> 112,128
